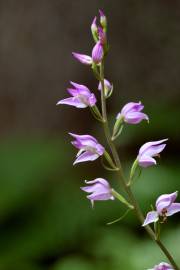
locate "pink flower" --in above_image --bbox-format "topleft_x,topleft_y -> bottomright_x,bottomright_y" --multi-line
69,133 -> 104,165
148,262 -> 173,270
116,101 -> 149,124
72,52 -> 92,65
143,191 -> 180,226
57,82 -> 96,108
137,139 -> 168,168
81,178 -> 114,206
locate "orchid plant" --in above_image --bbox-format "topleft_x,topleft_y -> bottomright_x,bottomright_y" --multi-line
57,10 -> 180,270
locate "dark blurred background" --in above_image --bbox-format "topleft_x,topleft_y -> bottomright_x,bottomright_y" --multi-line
0,1 -> 180,269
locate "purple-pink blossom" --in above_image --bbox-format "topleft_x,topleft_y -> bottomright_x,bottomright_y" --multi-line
143,191 -> 180,226
57,82 -> 96,108
72,52 -> 92,65
69,133 -> 105,165
81,178 -> 114,206
116,101 -> 149,124
148,262 -> 173,270
92,41 -> 104,64
137,139 -> 168,168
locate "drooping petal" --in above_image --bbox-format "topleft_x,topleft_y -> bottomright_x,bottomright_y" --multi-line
124,112 -> 149,124
156,191 -> 178,214
138,155 -> 156,168
73,151 -> 99,165
142,211 -> 159,226
166,203 -> 180,216
72,52 -> 92,65
56,97 -> 87,108
139,139 -> 168,156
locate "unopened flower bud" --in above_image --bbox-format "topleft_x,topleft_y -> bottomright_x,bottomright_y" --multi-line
98,79 -> 113,98
92,41 -> 104,64
99,9 -> 107,30
91,16 -> 98,42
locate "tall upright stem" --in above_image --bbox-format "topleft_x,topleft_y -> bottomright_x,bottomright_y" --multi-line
99,61 -> 179,270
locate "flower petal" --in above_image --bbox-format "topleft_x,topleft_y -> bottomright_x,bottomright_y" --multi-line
73,151 -> 99,165
124,112 -> 149,124
139,139 -> 168,156
72,52 -> 92,65
70,82 -> 91,95
69,133 -> 98,148
142,211 -> 159,226
56,97 -> 87,108
121,101 -> 143,115
166,203 -> 180,216
138,155 -> 156,168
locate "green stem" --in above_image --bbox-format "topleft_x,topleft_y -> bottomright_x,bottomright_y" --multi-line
99,59 -> 179,270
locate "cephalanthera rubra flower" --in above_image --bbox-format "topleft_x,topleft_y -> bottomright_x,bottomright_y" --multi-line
57,82 -> 96,108
137,139 -> 168,168
81,178 -> 114,206
148,262 -> 174,270
143,191 -> 180,226
69,133 -> 104,165
116,101 -> 149,125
